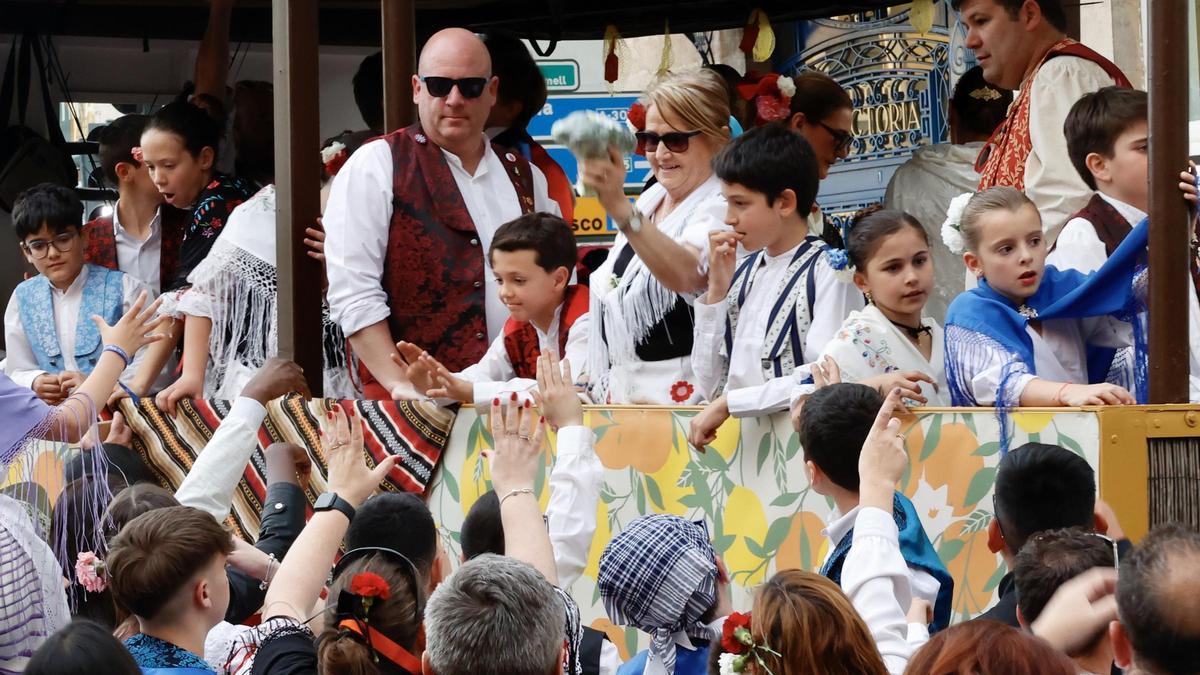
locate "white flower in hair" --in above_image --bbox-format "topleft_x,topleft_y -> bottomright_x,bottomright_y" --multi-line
718,652 -> 738,675
320,141 -> 346,165
777,76 -> 796,99
941,192 -> 974,255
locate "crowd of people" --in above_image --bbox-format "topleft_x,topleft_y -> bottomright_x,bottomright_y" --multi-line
1,0 -> 1200,672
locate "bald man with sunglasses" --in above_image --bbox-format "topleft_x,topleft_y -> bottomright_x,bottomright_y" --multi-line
323,28 -> 562,399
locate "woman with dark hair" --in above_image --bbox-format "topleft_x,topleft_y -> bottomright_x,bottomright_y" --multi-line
25,620 -> 141,675
785,71 -> 857,248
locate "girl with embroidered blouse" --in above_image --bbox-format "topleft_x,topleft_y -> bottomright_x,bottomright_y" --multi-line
943,186 -> 1142,408
815,208 -> 949,406
125,101 -> 255,401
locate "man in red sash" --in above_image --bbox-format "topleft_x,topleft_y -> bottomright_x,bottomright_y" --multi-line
323,28 -> 561,399
955,0 -> 1130,240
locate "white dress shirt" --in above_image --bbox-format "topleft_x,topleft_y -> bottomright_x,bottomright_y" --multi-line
692,242 -> 864,416
1025,56 -> 1122,241
456,302 -> 590,407
4,266 -> 149,389
824,505 -> 943,616
112,200 -> 164,295
545,425 -> 603,592
174,396 -> 269,520
1048,192 -> 1200,402
840,506 -> 932,675
323,136 -> 561,341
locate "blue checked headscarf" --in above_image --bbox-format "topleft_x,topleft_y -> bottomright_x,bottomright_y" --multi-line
598,515 -> 718,675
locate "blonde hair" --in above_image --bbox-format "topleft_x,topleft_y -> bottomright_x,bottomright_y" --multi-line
960,186 -> 1039,252
644,69 -> 731,147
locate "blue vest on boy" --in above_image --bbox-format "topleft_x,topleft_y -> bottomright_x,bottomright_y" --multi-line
819,492 -> 955,633
717,236 -> 827,396
15,264 -> 125,375
618,641 -> 711,675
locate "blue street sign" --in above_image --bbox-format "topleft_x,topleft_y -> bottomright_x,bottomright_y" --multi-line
528,94 -> 640,140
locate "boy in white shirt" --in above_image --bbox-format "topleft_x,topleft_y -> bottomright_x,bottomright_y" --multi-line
401,212 -> 590,406
688,124 -> 862,449
800,382 -> 952,634
1050,86 -> 1200,399
4,184 -> 149,403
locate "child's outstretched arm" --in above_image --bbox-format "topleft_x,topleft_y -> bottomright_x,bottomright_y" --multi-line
1019,379 -> 1134,407
155,315 -> 212,416
46,292 -> 166,442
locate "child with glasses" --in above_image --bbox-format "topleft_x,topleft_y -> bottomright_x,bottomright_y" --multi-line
4,183 -> 151,404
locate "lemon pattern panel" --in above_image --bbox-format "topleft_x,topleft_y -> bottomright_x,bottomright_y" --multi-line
425,406 -> 1101,650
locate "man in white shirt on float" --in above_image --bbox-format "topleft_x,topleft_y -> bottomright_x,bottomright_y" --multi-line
954,0 -> 1130,241
323,27 -> 560,399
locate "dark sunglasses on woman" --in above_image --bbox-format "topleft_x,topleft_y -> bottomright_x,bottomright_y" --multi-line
635,130 -> 702,153
420,76 -> 489,99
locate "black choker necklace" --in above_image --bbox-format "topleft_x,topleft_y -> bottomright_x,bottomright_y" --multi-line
890,319 -> 932,341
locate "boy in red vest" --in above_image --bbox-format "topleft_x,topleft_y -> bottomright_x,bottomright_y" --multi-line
401,212 -> 590,406
1049,87 -> 1200,400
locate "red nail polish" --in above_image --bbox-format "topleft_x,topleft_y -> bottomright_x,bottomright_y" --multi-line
493,398 -> 500,406
524,399 -> 531,408
539,416 -> 545,424
510,392 -> 518,401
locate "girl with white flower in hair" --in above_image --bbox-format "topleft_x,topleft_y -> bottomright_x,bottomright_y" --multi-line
808,206 -> 949,406
942,186 -> 1145,421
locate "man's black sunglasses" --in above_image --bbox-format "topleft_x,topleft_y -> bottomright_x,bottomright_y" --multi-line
420,76 -> 489,99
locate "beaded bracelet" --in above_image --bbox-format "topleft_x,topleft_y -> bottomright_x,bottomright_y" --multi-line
102,344 -> 131,368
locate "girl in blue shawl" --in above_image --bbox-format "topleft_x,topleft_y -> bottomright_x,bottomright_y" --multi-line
942,187 -> 1145,412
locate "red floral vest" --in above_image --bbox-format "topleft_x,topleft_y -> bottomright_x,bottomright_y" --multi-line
82,205 -> 186,290
379,124 -> 536,373
502,284 -> 590,378
977,39 -> 1131,191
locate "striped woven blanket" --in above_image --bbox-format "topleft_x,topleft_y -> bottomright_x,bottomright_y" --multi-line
114,395 -> 456,541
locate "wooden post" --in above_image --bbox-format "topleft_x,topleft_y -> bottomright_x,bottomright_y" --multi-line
382,0 -> 416,132
1147,0 -> 1190,403
272,0 -> 324,395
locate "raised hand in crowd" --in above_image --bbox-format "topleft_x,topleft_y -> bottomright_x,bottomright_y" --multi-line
1029,567 -> 1119,654
791,355 -> 841,432
486,395 -> 556,584
262,403 -> 398,623
534,352 -> 583,430
105,411 -> 133,446
858,387 -> 908,513
264,441 -> 312,488
241,357 -> 311,406
46,291 -> 165,442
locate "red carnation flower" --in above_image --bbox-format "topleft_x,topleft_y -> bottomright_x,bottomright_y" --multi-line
350,572 -> 392,600
721,611 -> 753,654
627,102 -> 646,131
755,96 -> 791,124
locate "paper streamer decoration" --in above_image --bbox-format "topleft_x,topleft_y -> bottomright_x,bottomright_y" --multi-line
739,9 -> 775,62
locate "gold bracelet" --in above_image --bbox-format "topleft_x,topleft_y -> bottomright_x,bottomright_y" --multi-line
499,487 -> 535,508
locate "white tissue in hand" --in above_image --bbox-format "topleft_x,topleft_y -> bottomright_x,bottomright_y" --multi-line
551,111 -> 636,159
